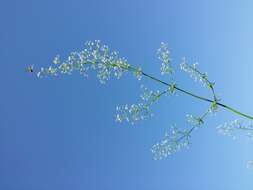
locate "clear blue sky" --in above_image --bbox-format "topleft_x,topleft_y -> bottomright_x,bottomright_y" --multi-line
1,0 -> 253,189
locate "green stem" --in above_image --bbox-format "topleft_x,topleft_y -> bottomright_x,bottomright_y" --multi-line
200,108 -> 210,120
129,66 -> 253,121
217,103 -> 253,120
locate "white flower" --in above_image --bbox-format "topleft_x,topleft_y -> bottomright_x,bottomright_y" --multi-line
53,55 -> 60,65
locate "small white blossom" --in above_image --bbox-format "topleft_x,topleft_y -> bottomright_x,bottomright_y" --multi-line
53,55 -> 60,65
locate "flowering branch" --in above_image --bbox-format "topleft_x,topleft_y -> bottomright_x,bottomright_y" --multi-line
30,40 -> 253,165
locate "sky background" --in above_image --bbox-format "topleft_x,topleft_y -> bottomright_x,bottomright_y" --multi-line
1,0 -> 253,189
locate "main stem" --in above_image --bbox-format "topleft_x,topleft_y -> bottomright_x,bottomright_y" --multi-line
130,66 -> 253,121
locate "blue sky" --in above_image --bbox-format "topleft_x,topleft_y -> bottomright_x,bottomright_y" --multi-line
1,0 -> 253,189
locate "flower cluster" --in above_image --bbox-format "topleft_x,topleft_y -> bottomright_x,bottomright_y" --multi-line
157,42 -> 173,75
186,114 -> 204,126
180,58 -> 214,88
151,126 -> 192,160
115,103 -> 152,124
217,119 -> 253,140
37,40 -> 132,83
140,85 -> 162,103
115,86 -> 164,124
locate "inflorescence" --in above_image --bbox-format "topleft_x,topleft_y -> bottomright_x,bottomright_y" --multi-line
180,58 -> 211,87
157,42 -> 173,75
151,125 -> 192,160
217,119 -> 253,140
37,40 -> 141,83
115,85 -> 168,124
34,40 -> 253,167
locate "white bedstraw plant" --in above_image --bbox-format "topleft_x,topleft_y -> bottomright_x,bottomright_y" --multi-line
33,40 -> 253,168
